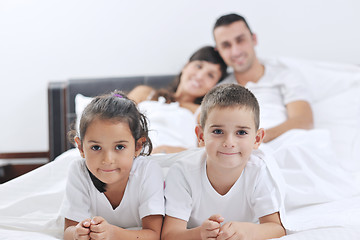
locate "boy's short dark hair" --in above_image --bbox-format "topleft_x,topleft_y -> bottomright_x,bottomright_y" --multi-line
200,84 -> 260,129
213,13 -> 253,35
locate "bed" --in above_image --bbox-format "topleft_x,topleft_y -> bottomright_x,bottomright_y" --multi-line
1,57 -> 360,239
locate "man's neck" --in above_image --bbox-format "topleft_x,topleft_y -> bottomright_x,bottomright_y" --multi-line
234,60 -> 265,86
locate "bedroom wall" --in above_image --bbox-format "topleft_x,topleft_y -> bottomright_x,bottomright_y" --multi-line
1,0 -> 359,154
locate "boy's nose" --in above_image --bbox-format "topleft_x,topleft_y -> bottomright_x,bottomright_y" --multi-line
223,136 -> 235,148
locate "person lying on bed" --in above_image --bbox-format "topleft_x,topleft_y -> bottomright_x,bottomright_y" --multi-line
213,13 -> 313,143
61,91 -> 164,240
212,13 -> 358,211
128,46 -> 227,154
162,84 -> 285,240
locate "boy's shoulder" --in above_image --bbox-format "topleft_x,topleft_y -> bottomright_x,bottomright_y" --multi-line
246,148 -> 269,170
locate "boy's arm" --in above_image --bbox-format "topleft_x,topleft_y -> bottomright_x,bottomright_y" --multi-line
263,100 -> 313,142
217,212 -> 285,240
88,215 -> 163,240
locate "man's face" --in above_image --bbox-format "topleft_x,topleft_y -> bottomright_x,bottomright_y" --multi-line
214,21 -> 258,74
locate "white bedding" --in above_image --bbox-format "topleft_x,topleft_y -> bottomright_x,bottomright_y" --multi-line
1,57 -> 360,239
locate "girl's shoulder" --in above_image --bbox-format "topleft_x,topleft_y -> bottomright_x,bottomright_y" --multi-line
130,155 -> 164,178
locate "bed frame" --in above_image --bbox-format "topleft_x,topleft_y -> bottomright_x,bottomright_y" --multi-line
47,75 -> 176,161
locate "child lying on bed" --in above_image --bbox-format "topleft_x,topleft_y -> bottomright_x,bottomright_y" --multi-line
162,84 -> 285,240
60,91 -> 164,240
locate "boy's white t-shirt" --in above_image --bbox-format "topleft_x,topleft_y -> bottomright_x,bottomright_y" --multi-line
164,148 -> 282,228
60,156 -> 165,228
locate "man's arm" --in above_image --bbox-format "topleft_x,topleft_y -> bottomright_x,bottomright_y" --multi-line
263,100 -> 313,143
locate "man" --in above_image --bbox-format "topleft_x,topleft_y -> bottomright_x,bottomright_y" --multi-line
213,13 -> 313,142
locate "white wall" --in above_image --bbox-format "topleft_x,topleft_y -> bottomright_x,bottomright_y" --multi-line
1,0 -> 359,153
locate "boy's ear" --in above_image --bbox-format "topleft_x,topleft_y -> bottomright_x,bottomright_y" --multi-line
74,136 -> 85,158
195,125 -> 205,147
253,128 -> 265,149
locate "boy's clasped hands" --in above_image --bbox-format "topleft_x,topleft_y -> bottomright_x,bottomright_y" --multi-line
74,217 -> 113,240
201,215 -> 253,240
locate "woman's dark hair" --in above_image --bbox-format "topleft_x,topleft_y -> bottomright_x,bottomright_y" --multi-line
151,46 -> 228,104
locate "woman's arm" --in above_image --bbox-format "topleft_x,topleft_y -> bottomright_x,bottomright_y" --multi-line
127,85 -> 155,104
263,100 -> 313,143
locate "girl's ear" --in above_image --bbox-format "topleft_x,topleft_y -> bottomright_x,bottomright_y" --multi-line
135,137 -> 146,155
253,128 -> 265,149
195,125 -> 205,147
74,136 -> 85,158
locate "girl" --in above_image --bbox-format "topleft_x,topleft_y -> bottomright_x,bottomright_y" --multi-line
128,46 -> 227,154
61,91 -> 164,240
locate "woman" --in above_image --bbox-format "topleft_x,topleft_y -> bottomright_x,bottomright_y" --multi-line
128,46 -> 227,154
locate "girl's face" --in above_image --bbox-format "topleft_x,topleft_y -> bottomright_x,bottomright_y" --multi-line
177,60 -> 222,100
75,118 -> 142,190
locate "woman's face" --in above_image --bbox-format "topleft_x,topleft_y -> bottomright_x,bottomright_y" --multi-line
178,60 -> 222,100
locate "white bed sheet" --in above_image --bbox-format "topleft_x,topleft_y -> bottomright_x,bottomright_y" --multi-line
1,57 -> 360,239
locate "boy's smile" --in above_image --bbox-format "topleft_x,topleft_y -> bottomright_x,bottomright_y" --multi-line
196,106 -> 263,172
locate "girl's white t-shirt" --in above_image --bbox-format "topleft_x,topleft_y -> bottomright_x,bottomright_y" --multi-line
60,156 -> 165,228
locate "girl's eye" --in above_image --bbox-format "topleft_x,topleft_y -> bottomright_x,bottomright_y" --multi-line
91,145 -> 101,151
212,129 -> 223,135
237,130 -> 248,135
115,145 -> 125,150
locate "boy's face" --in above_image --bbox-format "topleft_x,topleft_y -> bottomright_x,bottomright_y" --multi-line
196,106 -> 264,171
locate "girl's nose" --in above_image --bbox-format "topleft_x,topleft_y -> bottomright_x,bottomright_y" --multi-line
102,152 -> 114,165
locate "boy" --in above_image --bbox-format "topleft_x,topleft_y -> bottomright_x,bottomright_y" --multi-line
162,84 -> 285,240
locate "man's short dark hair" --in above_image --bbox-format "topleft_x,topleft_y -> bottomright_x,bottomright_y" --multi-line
213,13 -> 252,35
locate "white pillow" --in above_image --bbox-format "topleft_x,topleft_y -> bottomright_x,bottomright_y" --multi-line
75,94 -> 93,134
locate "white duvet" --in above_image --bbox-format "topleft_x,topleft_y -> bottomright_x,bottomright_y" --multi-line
1,57 -> 360,239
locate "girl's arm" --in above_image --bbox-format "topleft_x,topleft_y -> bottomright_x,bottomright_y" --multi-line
89,215 -> 163,240
161,215 -> 202,240
64,218 -> 91,240
216,212 -> 285,240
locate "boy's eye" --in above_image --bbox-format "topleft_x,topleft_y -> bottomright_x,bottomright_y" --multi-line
212,129 -> 223,134
91,145 -> 101,151
115,145 -> 125,150
237,130 -> 248,135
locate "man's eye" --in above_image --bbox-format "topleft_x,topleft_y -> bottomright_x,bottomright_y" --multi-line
237,130 -> 247,135
115,145 -> 125,150
212,129 -> 223,134
91,145 -> 101,151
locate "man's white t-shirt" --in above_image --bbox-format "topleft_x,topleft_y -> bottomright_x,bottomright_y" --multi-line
221,61 -> 311,129
60,156 -> 165,228
164,148 -> 282,228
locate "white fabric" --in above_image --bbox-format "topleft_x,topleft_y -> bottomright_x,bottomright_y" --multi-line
221,61 -> 311,129
137,99 -> 198,149
1,57 -> 360,239
164,147 -> 283,229
60,156 -> 165,228
222,59 -> 360,213
75,94 -> 198,149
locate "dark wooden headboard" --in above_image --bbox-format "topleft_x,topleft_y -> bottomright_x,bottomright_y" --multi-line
48,75 -> 176,161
